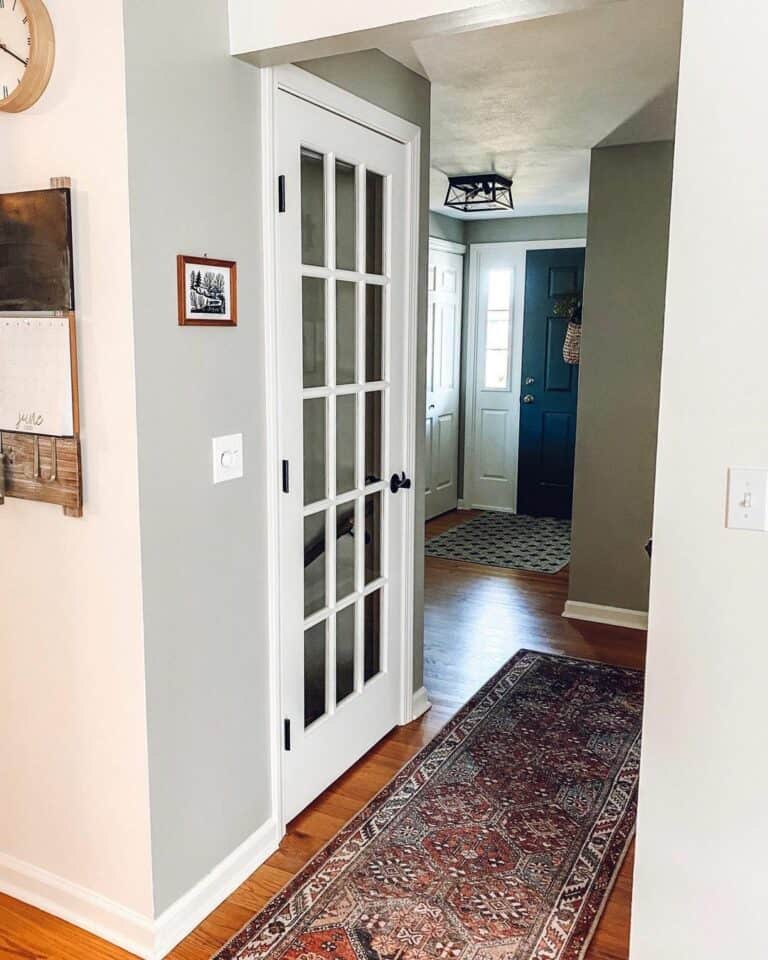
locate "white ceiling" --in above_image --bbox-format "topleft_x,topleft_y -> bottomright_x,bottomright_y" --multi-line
385,0 -> 683,219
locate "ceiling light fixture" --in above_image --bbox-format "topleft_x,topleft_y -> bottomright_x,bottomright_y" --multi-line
444,173 -> 514,213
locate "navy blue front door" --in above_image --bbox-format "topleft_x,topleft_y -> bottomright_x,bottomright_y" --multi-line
517,247 -> 585,519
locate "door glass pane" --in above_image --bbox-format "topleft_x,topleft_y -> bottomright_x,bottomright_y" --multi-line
304,620 -> 326,727
336,503 -> 356,601
364,493 -> 381,584
365,284 -> 383,382
485,350 -> 510,390
366,171 -> 384,275
336,281 -> 356,385
336,394 -> 356,494
488,269 -> 511,309
301,148 -> 325,267
336,160 -> 356,271
365,392 -> 382,483
486,313 -> 510,350
364,590 -> 381,682
302,277 -> 326,388
303,512 -> 326,617
336,604 -> 355,704
303,398 -> 326,505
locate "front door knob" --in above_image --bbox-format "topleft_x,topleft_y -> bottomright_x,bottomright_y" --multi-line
522,394 -> 535,404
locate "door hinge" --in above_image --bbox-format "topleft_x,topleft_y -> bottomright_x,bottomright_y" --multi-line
282,459 -> 289,493
278,175 -> 286,213
284,718 -> 291,751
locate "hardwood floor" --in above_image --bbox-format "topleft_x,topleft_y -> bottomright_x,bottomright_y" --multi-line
0,509 -> 645,960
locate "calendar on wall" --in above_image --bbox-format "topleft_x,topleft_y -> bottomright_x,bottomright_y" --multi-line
0,315 -> 76,437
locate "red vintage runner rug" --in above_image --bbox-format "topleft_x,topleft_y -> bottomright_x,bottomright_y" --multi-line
215,650 -> 643,960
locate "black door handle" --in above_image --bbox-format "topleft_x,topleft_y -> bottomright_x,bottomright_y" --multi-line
390,471 -> 412,494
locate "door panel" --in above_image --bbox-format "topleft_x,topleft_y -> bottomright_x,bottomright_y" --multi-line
517,247 -> 585,518
425,245 -> 463,520
277,90 -> 410,822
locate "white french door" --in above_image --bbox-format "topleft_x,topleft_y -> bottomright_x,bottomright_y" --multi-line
276,88 -> 412,822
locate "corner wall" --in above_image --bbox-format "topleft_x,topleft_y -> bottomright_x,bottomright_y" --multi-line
631,1 -> 768,955
123,0 -> 271,915
0,0 -> 153,924
569,141 -> 673,613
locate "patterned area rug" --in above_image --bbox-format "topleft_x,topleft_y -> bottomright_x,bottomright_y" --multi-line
214,651 -> 643,960
425,513 -> 571,574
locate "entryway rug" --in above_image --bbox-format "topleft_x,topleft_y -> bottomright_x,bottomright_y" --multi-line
425,513 -> 571,574
213,650 -> 643,960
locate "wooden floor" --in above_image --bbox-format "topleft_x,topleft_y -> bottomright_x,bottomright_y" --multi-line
0,510 -> 645,960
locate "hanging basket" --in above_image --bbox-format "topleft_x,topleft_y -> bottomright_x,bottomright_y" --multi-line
563,321 -> 581,365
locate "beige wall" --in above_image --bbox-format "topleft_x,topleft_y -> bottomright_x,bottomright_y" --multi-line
0,0 -> 153,922
631,1 -> 768,955
569,141 -> 674,613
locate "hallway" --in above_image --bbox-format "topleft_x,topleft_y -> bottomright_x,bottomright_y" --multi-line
0,511 -> 645,960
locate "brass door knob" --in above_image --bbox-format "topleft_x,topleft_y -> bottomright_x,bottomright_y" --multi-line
522,394 -> 535,404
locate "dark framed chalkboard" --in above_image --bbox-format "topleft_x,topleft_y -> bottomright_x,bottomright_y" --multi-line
0,188 -> 75,312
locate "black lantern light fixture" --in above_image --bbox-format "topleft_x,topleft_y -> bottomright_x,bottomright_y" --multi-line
444,173 -> 514,213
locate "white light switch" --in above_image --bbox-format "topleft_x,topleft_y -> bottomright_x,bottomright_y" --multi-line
212,434 -> 243,484
727,468 -> 768,530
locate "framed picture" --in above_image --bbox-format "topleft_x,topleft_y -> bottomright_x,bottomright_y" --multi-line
177,255 -> 237,326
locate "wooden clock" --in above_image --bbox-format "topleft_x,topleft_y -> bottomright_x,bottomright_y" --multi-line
0,0 -> 55,114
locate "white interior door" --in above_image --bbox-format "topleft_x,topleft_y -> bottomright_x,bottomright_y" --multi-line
425,243 -> 463,521
465,245 -> 520,511
277,89 -> 412,822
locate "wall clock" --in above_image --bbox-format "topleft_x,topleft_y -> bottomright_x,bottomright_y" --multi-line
0,0 -> 55,114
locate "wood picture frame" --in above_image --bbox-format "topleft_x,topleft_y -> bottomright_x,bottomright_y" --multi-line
177,255 -> 237,327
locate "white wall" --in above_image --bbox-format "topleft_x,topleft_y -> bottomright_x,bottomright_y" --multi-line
0,0 -> 153,924
227,0 -> 614,62
631,1 -> 768,956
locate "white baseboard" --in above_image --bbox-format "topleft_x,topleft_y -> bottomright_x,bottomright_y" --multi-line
153,817 -> 279,958
0,817 -> 281,960
457,499 -> 471,511
563,601 -> 648,631
412,686 -> 432,720
0,850 -> 155,958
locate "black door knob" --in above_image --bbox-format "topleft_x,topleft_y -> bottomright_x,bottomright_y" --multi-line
390,471 -> 412,494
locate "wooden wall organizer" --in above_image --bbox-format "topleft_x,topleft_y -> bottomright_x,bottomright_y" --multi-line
0,432 -> 82,517
0,177 -> 83,517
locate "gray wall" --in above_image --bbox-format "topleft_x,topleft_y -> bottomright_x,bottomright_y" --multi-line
569,141 -> 674,612
429,211 -> 465,243
465,213 -> 587,244
123,0 -> 270,914
301,51 -> 431,691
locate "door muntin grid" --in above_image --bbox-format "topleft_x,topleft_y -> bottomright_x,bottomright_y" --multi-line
300,146 -> 390,731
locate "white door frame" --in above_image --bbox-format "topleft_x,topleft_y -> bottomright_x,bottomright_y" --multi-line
259,63 -> 421,835
463,238 -> 586,513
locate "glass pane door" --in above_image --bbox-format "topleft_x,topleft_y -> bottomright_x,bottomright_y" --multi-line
300,143 -> 388,730
277,87 -> 410,822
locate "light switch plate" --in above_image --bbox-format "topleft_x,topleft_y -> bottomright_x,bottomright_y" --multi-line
212,434 -> 243,484
727,468 -> 768,531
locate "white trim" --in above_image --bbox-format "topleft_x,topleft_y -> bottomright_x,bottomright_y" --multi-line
259,65 -> 286,846
153,818 -> 280,958
563,601 -> 648,631
462,238 -> 586,512
0,851 -> 154,957
0,821 -> 280,960
263,64 -> 420,826
412,685 -> 432,720
457,498 -> 471,510
429,236 -> 466,256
